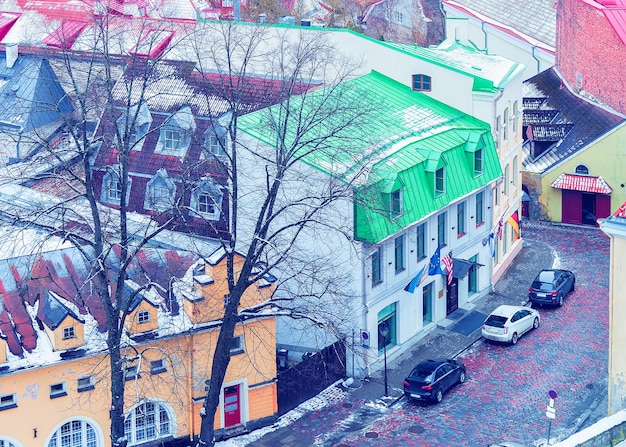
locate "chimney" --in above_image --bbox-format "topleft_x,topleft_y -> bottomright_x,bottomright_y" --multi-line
6,43 -> 18,69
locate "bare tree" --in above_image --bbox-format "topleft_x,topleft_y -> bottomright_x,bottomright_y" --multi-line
1,16 -> 379,447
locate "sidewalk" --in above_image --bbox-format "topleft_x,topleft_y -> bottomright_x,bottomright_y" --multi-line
241,224 -> 591,447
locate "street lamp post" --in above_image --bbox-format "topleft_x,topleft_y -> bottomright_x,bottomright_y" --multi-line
379,323 -> 389,396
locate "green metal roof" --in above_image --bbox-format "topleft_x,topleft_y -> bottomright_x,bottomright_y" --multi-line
238,70 -> 502,244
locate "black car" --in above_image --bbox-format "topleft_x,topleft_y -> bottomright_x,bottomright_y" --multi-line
528,269 -> 576,307
403,358 -> 466,403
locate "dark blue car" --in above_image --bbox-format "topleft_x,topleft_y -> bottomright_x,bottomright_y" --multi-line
528,269 -> 576,307
403,358 -> 466,403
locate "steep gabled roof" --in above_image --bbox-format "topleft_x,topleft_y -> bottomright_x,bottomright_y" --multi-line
522,68 -> 625,174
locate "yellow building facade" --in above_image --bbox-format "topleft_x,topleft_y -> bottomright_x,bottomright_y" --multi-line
0,250 -> 278,447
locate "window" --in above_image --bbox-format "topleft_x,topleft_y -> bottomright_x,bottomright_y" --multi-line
504,165 -> 510,196
377,303 -> 397,351
63,326 -> 76,340
416,223 -> 426,260
77,376 -> 95,392
437,212 -> 447,247
50,382 -> 67,399
138,310 -> 150,324
495,115 -> 501,148
125,365 -> 140,381
435,167 -> 445,195
390,189 -> 402,217
474,148 -> 483,176
394,11 -> 403,23
124,401 -> 171,445
457,202 -> 465,236
0,439 -> 17,447
197,194 -> 215,214
468,255 -> 478,294
512,156 -> 519,187
191,179 -> 223,220
513,101 -> 519,135
575,164 -> 589,175
0,394 -> 16,410
163,129 -> 182,151
475,191 -> 484,226
107,178 -> 122,201
412,74 -> 432,92
371,248 -> 382,286
47,420 -> 98,447
144,169 -> 175,211
223,294 -> 231,307
150,359 -> 167,375
230,335 -> 244,355
206,134 -> 225,156
394,235 -> 405,272
503,108 -> 509,141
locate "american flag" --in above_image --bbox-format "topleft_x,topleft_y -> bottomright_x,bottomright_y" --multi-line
442,252 -> 453,285
496,218 -> 503,240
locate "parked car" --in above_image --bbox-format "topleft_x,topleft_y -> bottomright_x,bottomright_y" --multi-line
489,443 -> 527,447
481,304 -> 540,345
528,269 -> 576,307
403,358 -> 466,403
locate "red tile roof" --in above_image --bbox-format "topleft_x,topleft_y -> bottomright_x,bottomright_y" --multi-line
550,173 -> 613,194
614,201 -> 626,217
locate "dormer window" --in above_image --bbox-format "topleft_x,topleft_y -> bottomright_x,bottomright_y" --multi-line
117,102 -> 152,150
145,169 -> 175,211
474,148 -> 484,176
156,106 -> 195,156
435,167 -> 445,196
204,125 -> 227,158
190,178 -> 223,221
390,189 -> 402,217
138,310 -> 150,324
63,326 -> 76,339
412,74 -> 432,92
101,167 -> 131,205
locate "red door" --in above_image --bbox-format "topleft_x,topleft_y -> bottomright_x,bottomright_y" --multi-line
561,189 -> 582,224
223,385 -> 241,427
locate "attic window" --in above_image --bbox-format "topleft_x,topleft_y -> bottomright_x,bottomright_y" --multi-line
150,359 -> 167,374
390,189 -> 402,217
77,376 -> 95,392
138,310 -> 150,324
435,167 -> 445,196
63,326 -> 76,340
0,394 -> 17,410
575,165 -> 589,175
474,149 -> 484,176
412,74 -> 432,92
125,365 -> 140,381
230,335 -> 244,355
50,382 -> 67,399
164,129 -> 182,151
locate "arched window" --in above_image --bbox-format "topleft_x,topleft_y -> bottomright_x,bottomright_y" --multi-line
0,438 -> 20,447
124,401 -> 173,446
575,165 -> 589,175
47,420 -> 99,447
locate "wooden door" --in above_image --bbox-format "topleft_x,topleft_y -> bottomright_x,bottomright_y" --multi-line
223,384 -> 241,427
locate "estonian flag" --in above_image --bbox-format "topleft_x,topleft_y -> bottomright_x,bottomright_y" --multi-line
404,265 -> 427,293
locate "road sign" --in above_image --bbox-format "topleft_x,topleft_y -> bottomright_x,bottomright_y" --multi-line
546,405 -> 556,419
548,390 -> 558,399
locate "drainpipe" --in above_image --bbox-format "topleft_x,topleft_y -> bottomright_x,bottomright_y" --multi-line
531,45 -> 541,75
481,21 -> 488,49
493,88 -> 504,142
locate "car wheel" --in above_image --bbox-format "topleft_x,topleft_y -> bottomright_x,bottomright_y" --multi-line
558,294 -> 564,307
511,332 -> 519,344
434,389 -> 443,403
533,317 -> 540,329
458,371 -> 466,384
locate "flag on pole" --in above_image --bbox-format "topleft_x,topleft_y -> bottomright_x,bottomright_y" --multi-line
442,251 -> 453,285
508,210 -> 520,241
404,265 -> 428,293
488,232 -> 496,258
428,245 -> 443,275
495,218 -> 504,240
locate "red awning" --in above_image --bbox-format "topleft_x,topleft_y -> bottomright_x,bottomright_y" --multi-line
551,173 -> 613,194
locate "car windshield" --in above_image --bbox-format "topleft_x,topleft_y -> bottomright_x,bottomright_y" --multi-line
532,280 -> 554,292
484,314 -> 508,328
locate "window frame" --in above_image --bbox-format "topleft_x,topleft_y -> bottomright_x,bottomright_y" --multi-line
437,212 -> 447,247
124,401 -> 172,445
416,223 -> 426,260
474,148 -> 484,176
63,326 -> 76,340
229,335 -> 245,355
371,248 -> 382,286
457,202 -> 466,237
435,167 -> 445,196
107,178 -> 123,201
163,128 -> 182,152
77,376 -> 95,392
394,235 -> 405,273
137,310 -> 150,324
0,394 -> 17,411
412,74 -> 432,92
150,359 -> 167,375
390,189 -> 402,218
50,382 -> 67,399
475,191 -> 484,226
124,365 -> 140,381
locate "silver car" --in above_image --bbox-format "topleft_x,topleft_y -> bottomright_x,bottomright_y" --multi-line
481,304 -> 540,345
